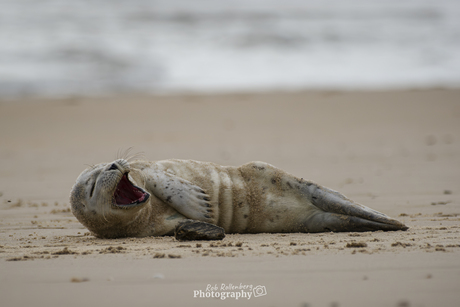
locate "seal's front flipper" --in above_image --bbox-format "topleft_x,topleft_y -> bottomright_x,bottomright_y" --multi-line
303,182 -> 408,232
145,171 -> 214,223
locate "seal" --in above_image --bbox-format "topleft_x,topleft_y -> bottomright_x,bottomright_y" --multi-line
70,159 -> 408,238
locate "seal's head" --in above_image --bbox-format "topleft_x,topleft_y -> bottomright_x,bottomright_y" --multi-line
70,159 -> 152,238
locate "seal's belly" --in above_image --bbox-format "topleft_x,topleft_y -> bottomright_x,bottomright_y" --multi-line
153,160 -> 253,233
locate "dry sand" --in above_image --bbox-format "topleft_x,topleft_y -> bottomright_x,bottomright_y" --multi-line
1,89 -> 459,307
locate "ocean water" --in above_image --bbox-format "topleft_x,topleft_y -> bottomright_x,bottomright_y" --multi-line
1,0 -> 460,97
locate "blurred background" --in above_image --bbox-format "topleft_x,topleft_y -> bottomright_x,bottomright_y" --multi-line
1,0 -> 460,98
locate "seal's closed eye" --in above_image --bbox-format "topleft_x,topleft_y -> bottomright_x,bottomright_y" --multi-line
90,181 -> 96,198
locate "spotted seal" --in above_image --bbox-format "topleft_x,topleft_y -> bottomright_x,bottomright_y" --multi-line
70,159 -> 408,238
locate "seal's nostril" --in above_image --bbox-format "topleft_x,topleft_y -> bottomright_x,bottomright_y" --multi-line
108,163 -> 118,171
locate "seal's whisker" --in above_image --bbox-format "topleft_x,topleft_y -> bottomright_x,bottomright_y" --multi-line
102,208 -> 109,223
116,147 -> 131,160
122,147 -> 134,160
126,152 -> 145,162
92,190 -> 111,224
99,195 -> 110,223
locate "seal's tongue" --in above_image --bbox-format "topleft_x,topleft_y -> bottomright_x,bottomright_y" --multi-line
114,174 -> 147,206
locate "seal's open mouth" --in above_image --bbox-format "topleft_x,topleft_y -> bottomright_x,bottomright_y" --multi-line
113,173 -> 149,208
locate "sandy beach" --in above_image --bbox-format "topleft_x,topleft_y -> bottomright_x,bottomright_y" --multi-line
1,89 -> 459,307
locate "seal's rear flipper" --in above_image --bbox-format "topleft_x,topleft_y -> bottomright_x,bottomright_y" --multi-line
303,182 -> 408,232
305,212 -> 408,232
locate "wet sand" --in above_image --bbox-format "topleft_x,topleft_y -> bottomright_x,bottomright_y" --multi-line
1,89 -> 460,307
